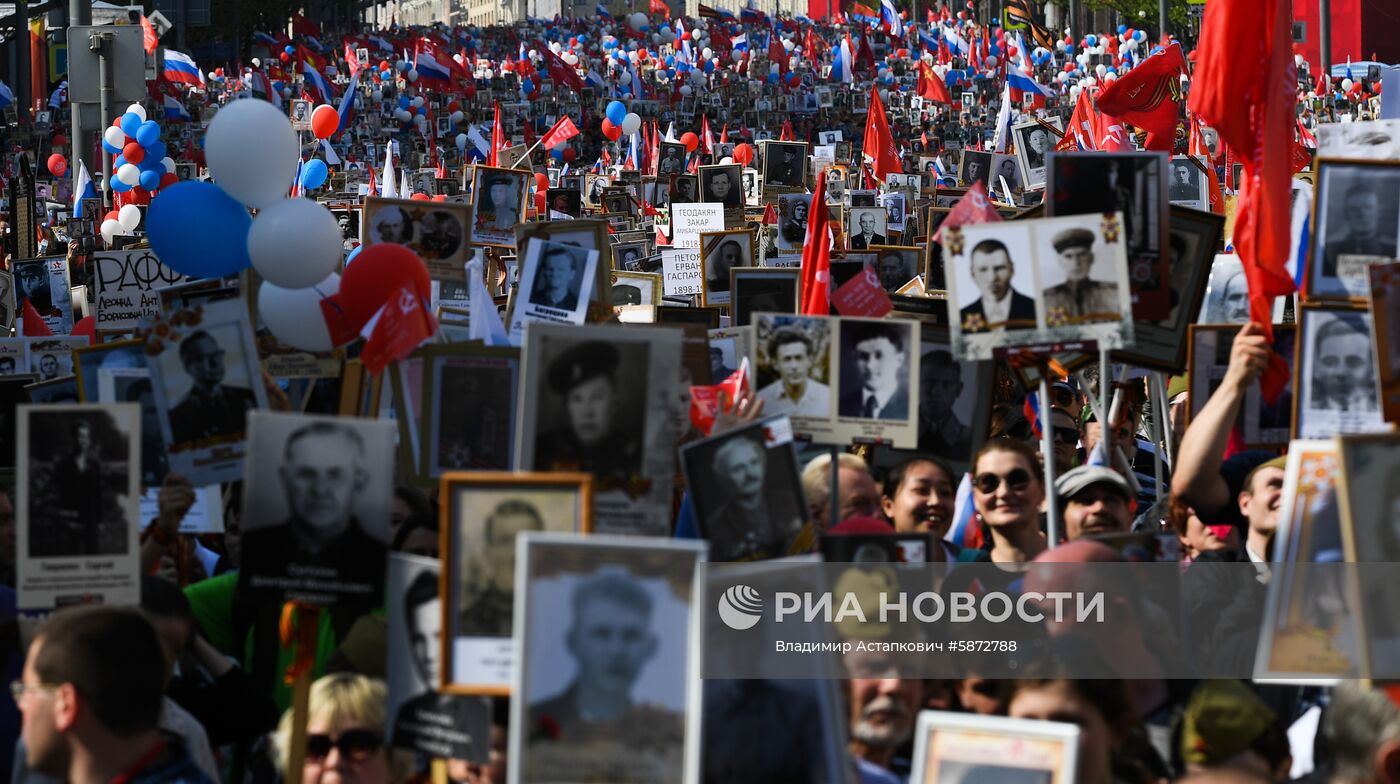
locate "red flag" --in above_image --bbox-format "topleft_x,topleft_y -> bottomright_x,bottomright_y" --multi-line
919,61 -> 952,104
1058,89 -> 1095,151
831,266 -> 893,317
863,85 -> 901,182
1188,0 -> 1296,401
649,0 -> 671,17
769,36 -> 788,75
541,116 -> 581,149
291,12 -> 321,38
361,286 -> 438,375
343,42 -> 361,74
856,34 -> 876,74
762,203 -> 778,225
537,42 -> 584,91
1188,115 -> 1224,215
932,181 -> 1001,242
1090,103 -> 1133,152
701,115 -> 713,155
139,15 -> 158,55
19,299 -> 52,337
690,363 -> 752,437
800,174 -> 831,315
1095,42 -> 1186,143
779,119 -> 794,141
489,102 -> 505,167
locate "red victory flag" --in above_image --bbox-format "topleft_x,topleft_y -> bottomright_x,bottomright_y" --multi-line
649,0 -> 671,17
863,85 -> 902,182
291,12 -> 321,38
1188,0 -> 1296,400
1095,42 -> 1186,148
489,102 -> 505,167
919,61 -> 952,104
361,286 -> 438,375
537,42 -> 584,91
800,172 -> 832,315
769,36 -> 788,75
932,181 -> 1001,242
1058,88 -> 1095,151
541,116 -> 581,149
343,41 -> 361,73
831,265 -> 893,318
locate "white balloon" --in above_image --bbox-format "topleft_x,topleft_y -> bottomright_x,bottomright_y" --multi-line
397,60 -> 410,72
251,57 -> 261,67
100,218 -> 123,244
629,11 -> 647,29
450,110 -> 464,124
406,69 -> 418,82
456,133 -> 468,150
702,47 -> 713,60
412,96 -> 425,108
104,126 -> 126,149
680,84 -> 693,96
125,103 -> 146,121
1342,78 -> 1354,91
161,156 -> 176,174
247,199 -> 343,289
204,99 -> 299,209
116,163 -> 141,186
117,204 -> 142,232
257,273 -> 341,352
621,113 -> 642,135
720,156 -> 734,164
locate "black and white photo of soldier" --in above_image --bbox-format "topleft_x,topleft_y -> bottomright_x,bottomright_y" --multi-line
26,411 -> 130,558
763,142 -> 807,188
779,195 -> 812,250
533,341 -> 646,484
682,422 -> 805,561
700,165 -> 744,208
166,329 -> 257,444
1169,160 -> 1202,201
457,499 -> 545,637
658,142 -> 687,175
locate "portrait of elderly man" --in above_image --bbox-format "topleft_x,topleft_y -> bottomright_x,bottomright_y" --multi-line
167,330 -> 257,444
1311,313 -> 1378,412
757,326 -> 831,417
535,341 -> 642,482
241,420 -> 387,592
839,322 -> 910,420
526,573 -> 682,741
459,499 -> 545,637
371,205 -> 413,244
958,239 -> 1036,333
1041,227 -> 1120,321
530,245 -> 582,310
848,210 -> 887,250
417,210 -> 462,260
706,239 -> 745,294
699,434 -> 803,561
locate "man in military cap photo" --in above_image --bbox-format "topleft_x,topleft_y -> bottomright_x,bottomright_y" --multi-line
534,341 -> 642,482
168,330 -> 257,444
478,172 -> 522,231
458,500 -> 545,637
1041,227 -> 1120,322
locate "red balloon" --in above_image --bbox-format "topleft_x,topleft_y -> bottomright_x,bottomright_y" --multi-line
601,118 -> 622,140
732,143 -> 754,165
310,105 -> 340,139
680,132 -> 699,152
160,172 -> 179,188
128,188 -> 151,205
562,147 -> 578,163
104,209 -> 119,222
448,101 -> 461,112
410,193 -> 430,201
534,172 -> 550,191
280,52 -> 291,63
339,243 -> 431,331
431,194 -> 447,201
122,142 -> 145,164
46,154 -> 66,177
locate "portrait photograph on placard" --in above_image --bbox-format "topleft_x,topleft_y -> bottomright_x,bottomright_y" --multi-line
699,163 -> 744,209
1336,433 -> 1400,677
880,193 -> 907,234
915,337 -> 993,473
909,711 -> 1079,784
1308,159 -> 1400,300
835,318 -> 921,445
754,313 -> 834,424
1047,151 -> 1168,318
95,367 -> 169,487
991,153 -> 1023,193
1012,120 -> 1055,186
657,141 -> 688,176
441,472 -> 591,694
1114,207 -> 1224,372
762,141 -> 808,189
614,241 -> 648,271
470,166 -> 531,248
872,246 -> 922,292
1188,324 -> 1296,448
12,256 -> 73,334
363,196 -> 471,278
516,324 -> 681,535
681,416 -> 806,561
16,403 -> 141,609
707,325 -> 753,381
512,534 -> 705,784
1370,260 -> 1400,422
386,554 -> 492,761
699,229 -> 753,307
1294,304 -> 1390,439
1198,254 -> 1252,324
420,344 -> 520,478
670,174 -> 699,204
509,239 -> 599,340
1167,156 -> 1210,211
847,207 -> 888,250
610,271 -> 661,307
239,411 -> 394,608
777,194 -> 813,252
27,337 -> 89,383
731,268 -> 799,327
546,187 -> 583,218
517,219 -> 613,308
143,299 -> 266,486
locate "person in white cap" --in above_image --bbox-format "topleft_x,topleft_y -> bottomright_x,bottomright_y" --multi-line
1054,464 -> 1133,542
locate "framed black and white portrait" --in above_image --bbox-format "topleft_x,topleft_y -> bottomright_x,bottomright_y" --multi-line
762,141 -> 808,190
1308,158 -> 1400,301
144,299 -> 267,486
914,337 -> 993,473
509,239 -> 599,340
363,197 -> 471,280
871,246 -> 922,293
1011,120 -> 1056,187
681,416 -> 806,561
613,241 -> 648,272
847,207 -> 888,250
16,403 -> 140,609
753,313 -> 834,424
1187,324 -> 1296,448
1294,304 -> 1389,439
1167,156 -> 1210,211
470,165 -> 531,248
420,344 -> 521,478
698,164 -> 744,209
12,256 -> 73,335
610,271 -> 661,306
879,192 -> 907,234
1198,254 -> 1252,325
515,324 -> 681,535
657,141 -> 688,176
289,99 -> 313,131
731,268 -> 799,327
741,168 -> 761,206
546,188 -> 583,219
25,337 -> 88,384
958,150 -> 992,188
699,229 -> 754,307
990,153 -> 1023,194
670,174 -> 699,205
330,207 -> 362,246
777,194 -> 813,253
239,411 -> 395,609
836,318 -> 918,428
511,533 -> 705,784
441,472 -> 591,695
516,219 -> 614,309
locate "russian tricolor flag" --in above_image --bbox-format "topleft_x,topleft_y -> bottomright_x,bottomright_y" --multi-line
945,472 -> 982,550
732,33 -> 748,52
596,3 -> 612,18
302,60 -> 334,103
414,41 -> 453,82
163,94 -> 191,121
162,49 -> 204,88
72,160 -> 97,218
1007,33 -> 1055,103
831,35 -> 854,85
880,0 -> 904,38
334,67 -> 361,139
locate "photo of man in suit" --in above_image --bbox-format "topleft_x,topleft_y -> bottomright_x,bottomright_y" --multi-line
1169,162 -> 1200,201
529,245 -> 583,311
1041,228 -> 1120,321
848,210 -> 887,249
167,330 -> 257,444
393,569 -> 487,751
839,322 -> 910,420
958,239 -> 1036,333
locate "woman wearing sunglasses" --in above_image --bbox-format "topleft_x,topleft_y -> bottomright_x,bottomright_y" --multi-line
970,438 -> 1048,564
275,673 -> 411,784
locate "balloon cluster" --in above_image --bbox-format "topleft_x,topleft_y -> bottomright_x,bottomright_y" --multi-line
602,100 -> 643,140
95,103 -> 178,243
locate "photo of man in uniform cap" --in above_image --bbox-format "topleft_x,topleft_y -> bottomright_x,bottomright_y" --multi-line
458,500 -> 545,636
534,341 -> 642,482
1041,227 -> 1119,321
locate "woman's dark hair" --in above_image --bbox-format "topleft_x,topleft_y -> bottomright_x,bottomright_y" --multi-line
971,437 -> 1044,484
881,455 -> 955,500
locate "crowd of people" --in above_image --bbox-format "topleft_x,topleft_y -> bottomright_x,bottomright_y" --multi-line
0,0 -> 1394,783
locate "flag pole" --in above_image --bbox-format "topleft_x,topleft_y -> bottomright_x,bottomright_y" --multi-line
1039,376 -> 1060,546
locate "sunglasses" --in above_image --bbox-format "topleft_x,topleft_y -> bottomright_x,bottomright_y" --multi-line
305,729 -> 383,763
1050,388 -> 1077,408
973,468 -> 1033,495
1052,426 -> 1080,445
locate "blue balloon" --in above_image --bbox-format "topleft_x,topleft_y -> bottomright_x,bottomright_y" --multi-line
346,245 -> 363,266
1085,34 -> 1097,46
606,100 -> 627,124
1117,24 -> 1127,34
139,157 -> 164,175
301,159 -> 329,189
135,121 -> 160,147
139,170 -> 161,191
110,176 -> 132,193
285,45 -> 295,54
147,140 -> 168,161
120,112 -> 142,137
1133,30 -> 1145,41
113,155 -> 128,170
147,182 -> 253,278
665,55 -> 676,67
380,70 -> 391,80
398,96 -> 411,109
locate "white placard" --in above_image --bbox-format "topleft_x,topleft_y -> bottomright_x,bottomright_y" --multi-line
662,248 -> 703,296
93,249 -> 196,332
